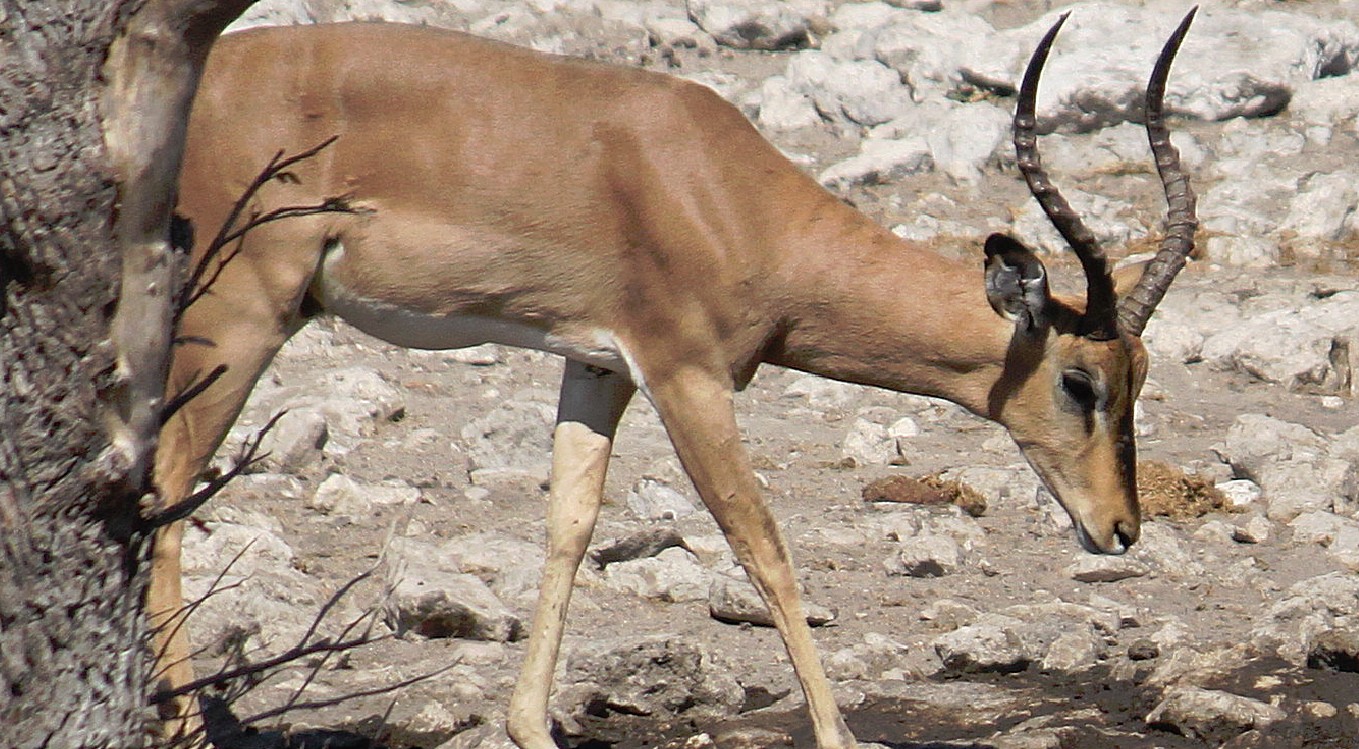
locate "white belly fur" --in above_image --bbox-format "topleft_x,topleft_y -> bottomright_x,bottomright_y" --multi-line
311,244 -> 638,383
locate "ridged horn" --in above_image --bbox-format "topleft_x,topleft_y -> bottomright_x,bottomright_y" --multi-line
1118,7 -> 1199,337
1013,12 -> 1118,341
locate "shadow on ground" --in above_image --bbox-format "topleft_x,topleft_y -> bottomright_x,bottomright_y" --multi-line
204,659 -> 1359,749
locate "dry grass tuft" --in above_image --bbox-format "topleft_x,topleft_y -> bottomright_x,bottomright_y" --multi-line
1138,460 -> 1235,520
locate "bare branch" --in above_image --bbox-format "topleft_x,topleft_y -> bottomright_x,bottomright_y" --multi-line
160,364 -> 228,426
151,540 -> 258,683
241,662 -> 457,726
254,568 -> 390,725
220,198 -> 358,248
174,137 -> 352,333
154,560 -> 381,701
153,519 -> 445,747
153,633 -> 387,704
145,410 -> 287,529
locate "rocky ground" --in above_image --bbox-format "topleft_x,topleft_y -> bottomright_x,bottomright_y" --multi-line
178,1 -> 1359,748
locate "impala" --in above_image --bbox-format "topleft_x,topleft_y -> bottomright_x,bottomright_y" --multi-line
154,10 -> 1198,748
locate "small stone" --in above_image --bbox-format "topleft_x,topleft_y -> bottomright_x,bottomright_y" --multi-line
708,570 -> 835,627
1068,555 -> 1150,583
819,138 -> 933,190
561,636 -> 744,724
990,731 -> 1062,749
447,344 -> 504,365
885,533 -> 960,577
646,17 -> 711,51
842,418 -> 896,466
590,527 -> 688,568
933,616 -> 1031,674
782,375 -> 857,408
1146,686 -> 1285,743
1040,629 -> 1103,672
1290,511 -> 1359,550
1232,515 -> 1272,544
919,599 -> 979,630
385,570 -> 523,643
604,547 -> 711,603
626,478 -> 698,521
1194,520 -> 1237,544
710,727 -> 792,749
255,408 -> 328,473
1128,639 -> 1161,661
687,0 -> 813,50
308,473 -> 420,516
1303,701 -> 1338,719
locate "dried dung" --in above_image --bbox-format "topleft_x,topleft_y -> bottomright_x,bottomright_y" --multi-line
1137,461 -> 1233,520
862,474 -> 987,517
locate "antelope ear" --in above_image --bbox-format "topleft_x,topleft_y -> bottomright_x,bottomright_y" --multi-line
984,233 -> 1050,333
1112,259 -> 1148,300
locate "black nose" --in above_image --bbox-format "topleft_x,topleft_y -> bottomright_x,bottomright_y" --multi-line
1113,522 -> 1137,554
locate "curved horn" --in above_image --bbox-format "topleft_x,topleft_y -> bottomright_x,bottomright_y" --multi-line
1014,12 -> 1117,340
1118,7 -> 1199,337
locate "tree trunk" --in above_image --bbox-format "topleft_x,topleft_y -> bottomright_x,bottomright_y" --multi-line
0,1 -> 251,745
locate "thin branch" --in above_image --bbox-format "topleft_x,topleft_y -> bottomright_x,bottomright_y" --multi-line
173,136 -> 351,330
155,502 -> 432,745
371,697 -> 402,747
145,410 -> 287,529
151,540 -> 258,682
218,198 -> 357,248
160,363 -> 228,426
176,232 -> 249,325
172,334 -> 216,348
154,561 -> 383,703
256,564 -> 388,724
176,199 -> 354,322
296,568 -> 378,652
240,662 -> 459,726
152,633 -> 388,704
197,136 -> 339,275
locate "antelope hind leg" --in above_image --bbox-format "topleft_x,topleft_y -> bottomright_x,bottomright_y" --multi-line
506,360 -> 634,749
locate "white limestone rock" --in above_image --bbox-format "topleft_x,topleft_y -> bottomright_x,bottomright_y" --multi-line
819,137 -> 933,190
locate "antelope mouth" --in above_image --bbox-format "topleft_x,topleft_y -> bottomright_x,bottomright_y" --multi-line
1018,454 -> 1137,556
1073,518 -> 1135,556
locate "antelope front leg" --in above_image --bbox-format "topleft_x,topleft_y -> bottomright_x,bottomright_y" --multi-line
649,370 -> 859,749
149,520 -> 199,737
507,360 -> 634,749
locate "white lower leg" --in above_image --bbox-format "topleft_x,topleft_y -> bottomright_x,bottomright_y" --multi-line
506,363 -> 632,748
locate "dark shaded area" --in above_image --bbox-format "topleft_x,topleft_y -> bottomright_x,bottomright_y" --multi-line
206,657 -> 1359,749
1307,631 -> 1359,674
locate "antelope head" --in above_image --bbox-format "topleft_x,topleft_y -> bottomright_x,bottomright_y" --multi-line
984,9 -> 1198,555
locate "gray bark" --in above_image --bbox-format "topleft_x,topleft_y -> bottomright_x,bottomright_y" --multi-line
0,1 -> 251,745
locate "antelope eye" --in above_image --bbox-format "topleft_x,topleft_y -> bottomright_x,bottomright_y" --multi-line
1060,368 -> 1101,411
